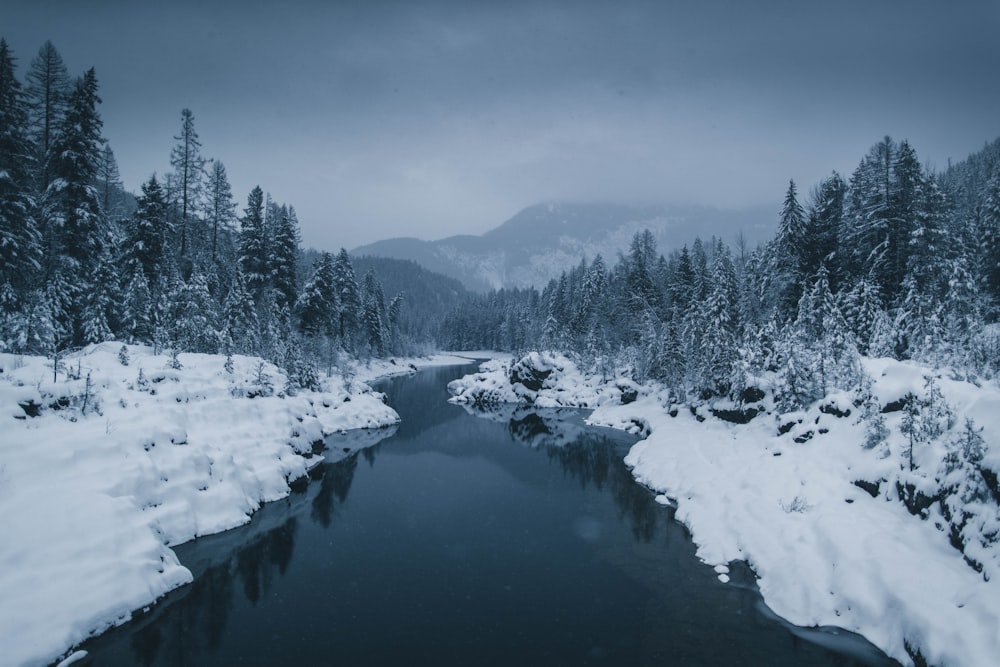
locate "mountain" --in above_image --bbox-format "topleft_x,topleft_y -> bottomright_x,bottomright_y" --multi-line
352,202 -> 776,291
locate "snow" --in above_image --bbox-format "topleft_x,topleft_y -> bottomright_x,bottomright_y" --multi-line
0,343 -> 413,667
449,351 -> 1000,667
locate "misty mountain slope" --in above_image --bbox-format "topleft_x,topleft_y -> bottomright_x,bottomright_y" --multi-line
353,202 -> 775,291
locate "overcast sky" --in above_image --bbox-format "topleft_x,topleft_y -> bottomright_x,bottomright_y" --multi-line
5,0 -> 999,251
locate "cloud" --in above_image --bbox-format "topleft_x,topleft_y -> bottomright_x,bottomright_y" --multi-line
4,0 -> 998,250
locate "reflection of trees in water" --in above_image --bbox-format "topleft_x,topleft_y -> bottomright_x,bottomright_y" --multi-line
237,518 -> 297,604
375,365 -> 474,438
107,517 -> 294,665
498,407 -> 659,543
311,448 -> 371,527
89,447 -> 371,666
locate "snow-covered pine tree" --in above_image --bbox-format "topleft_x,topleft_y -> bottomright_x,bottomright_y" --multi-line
0,39 -> 41,296
45,68 -> 107,345
803,173 -> 844,290
120,265 -> 152,343
205,159 -> 236,263
270,204 -> 299,313
124,175 -> 172,284
239,186 -> 267,302
770,179 -> 808,313
332,249 -> 362,350
297,252 -> 338,338
169,272 -> 219,353
697,243 -> 740,398
25,40 -> 69,198
222,269 -> 259,355
169,108 -> 205,258
361,268 -> 387,357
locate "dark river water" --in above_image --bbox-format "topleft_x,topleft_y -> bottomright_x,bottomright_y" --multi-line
79,363 -> 899,666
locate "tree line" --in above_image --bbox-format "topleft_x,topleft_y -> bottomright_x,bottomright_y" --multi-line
442,135 -> 1000,409
0,39 -> 410,388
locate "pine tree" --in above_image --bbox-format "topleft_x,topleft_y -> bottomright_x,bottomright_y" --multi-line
205,159 -> 236,262
332,249 -> 361,349
624,230 -> 660,321
387,292 -> 403,354
223,269 -> 259,355
120,265 -> 152,343
765,179 -> 810,315
45,68 -> 106,344
978,173 -> 1000,310
25,41 -> 69,194
0,39 -> 41,293
239,186 -> 268,301
296,252 -> 338,338
361,268 -> 387,356
169,272 -> 218,352
804,173 -> 844,289
96,142 -> 126,225
697,243 -> 740,397
842,137 -> 896,299
124,175 -> 172,283
169,108 -> 205,258
270,204 -> 299,312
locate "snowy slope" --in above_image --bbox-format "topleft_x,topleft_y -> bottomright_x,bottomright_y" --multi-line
449,352 -> 1000,667
0,343 -> 408,667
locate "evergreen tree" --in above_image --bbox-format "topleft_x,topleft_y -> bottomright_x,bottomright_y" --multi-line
978,174 -> 1000,310
205,159 -> 236,262
297,252 -> 338,338
842,137 -> 896,298
361,268 -> 387,356
45,68 -> 106,343
96,142 -> 127,226
270,204 -> 299,312
771,179 -> 808,312
625,230 -> 660,319
804,173 -> 844,289
169,272 -> 218,352
169,108 -> 205,257
124,175 -> 171,283
238,186 -> 267,300
332,248 -> 361,348
25,40 -> 69,194
0,39 -> 41,293
223,269 -> 259,355
697,244 -> 740,397
120,265 -> 152,343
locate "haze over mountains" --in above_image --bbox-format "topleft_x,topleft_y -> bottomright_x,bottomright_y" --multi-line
352,202 -> 776,292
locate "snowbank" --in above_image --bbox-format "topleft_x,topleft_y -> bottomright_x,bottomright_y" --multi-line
0,343 -> 400,667
447,352 -> 642,410
449,352 -> 1000,667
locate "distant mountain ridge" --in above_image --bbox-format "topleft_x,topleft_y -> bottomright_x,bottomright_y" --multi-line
352,202 -> 775,291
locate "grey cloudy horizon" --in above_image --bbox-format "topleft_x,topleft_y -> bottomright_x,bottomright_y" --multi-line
5,0 -> 999,251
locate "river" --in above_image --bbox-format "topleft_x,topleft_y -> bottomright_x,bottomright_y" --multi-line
78,362 -> 898,666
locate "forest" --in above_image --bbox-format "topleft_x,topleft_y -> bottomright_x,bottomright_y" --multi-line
2,36 -> 1000,413
0,39 -> 419,390
441,138 -> 1000,410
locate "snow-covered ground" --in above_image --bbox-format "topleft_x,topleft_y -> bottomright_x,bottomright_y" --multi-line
449,352 -> 1000,667
0,344 -> 465,667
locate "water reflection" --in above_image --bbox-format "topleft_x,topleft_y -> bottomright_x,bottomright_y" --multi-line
78,427 -> 387,667
79,367 -> 898,667
460,402 -> 658,543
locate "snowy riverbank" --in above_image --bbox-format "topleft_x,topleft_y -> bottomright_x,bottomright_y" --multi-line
448,352 -> 1000,667
0,344 -> 467,667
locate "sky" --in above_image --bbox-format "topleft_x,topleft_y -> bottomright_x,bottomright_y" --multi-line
4,0 -> 999,251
